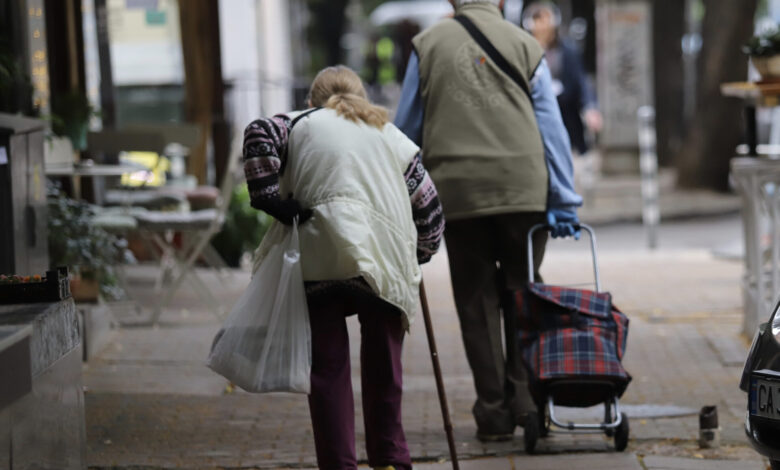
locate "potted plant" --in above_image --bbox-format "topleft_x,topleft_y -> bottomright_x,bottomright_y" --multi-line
49,92 -> 97,151
47,188 -> 134,302
0,41 -> 35,115
744,30 -> 780,82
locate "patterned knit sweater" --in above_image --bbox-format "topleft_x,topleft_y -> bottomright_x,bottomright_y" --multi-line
243,112 -> 445,299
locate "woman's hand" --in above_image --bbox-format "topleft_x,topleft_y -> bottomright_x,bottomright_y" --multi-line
276,198 -> 313,226
252,193 -> 312,226
265,193 -> 314,225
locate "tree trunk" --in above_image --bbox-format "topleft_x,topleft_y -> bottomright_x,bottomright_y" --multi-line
652,0 -> 685,167
94,0 -> 115,128
676,0 -> 757,190
306,0 -> 349,72
179,0 -> 225,185
45,0 -> 86,98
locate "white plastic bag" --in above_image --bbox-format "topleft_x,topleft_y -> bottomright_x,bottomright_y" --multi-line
207,221 -> 311,393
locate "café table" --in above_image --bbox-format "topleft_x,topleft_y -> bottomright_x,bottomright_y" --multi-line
44,161 -> 146,177
723,81 -> 780,335
45,161 -> 149,201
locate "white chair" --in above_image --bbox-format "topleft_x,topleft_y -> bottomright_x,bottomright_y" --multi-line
134,130 -> 244,324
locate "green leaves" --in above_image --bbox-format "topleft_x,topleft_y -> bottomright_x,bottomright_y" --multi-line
744,30 -> 780,57
48,92 -> 97,150
209,184 -> 273,267
47,189 -> 132,300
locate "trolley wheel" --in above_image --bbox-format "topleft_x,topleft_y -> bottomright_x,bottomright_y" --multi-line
614,412 -> 629,452
524,411 -> 540,454
538,404 -> 550,438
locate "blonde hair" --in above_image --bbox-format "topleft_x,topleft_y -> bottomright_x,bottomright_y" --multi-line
309,66 -> 389,129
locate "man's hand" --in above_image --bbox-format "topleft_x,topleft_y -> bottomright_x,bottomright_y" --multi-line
546,208 -> 580,239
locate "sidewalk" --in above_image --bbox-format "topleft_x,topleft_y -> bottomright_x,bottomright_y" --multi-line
83,226 -> 767,469
576,168 -> 742,225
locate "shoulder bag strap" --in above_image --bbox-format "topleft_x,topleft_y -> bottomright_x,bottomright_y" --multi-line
453,15 -> 534,103
280,107 -> 322,175
290,106 -> 322,129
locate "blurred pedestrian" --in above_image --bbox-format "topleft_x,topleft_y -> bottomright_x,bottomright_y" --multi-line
395,0 -> 582,442
395,20 -> 422,81
243,65 -> 444,470
523,1 -> 602,155
363,34 -> 398,105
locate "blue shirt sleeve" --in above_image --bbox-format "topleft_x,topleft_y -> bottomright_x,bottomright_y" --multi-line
394,51 -> 424,147
531,59 -> 583,212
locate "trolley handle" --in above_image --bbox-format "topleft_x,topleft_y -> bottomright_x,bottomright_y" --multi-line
527,223 -> 601,293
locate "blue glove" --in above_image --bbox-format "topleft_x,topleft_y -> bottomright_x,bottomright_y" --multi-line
547,208 -> 580,240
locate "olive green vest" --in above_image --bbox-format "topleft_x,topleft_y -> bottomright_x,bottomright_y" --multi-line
412,2 -> 547,220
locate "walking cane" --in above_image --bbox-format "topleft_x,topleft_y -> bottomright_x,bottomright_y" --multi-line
419,279 -> 460,470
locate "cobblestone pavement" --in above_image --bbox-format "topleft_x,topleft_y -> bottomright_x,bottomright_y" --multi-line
84,220 -> 770,469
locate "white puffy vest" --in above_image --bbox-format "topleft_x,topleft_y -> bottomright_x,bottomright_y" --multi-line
253,108 -> 421,328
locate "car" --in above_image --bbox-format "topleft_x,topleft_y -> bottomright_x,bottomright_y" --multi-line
741,299 -> 780,469
369,1 -> 453,29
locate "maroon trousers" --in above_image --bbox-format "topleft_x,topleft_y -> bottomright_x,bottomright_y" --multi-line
307,294 -> 412,470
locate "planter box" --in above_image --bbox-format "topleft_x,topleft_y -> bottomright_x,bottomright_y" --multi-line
0,299 -> 86,469
0,267 -> 71,305
70,275 -> 99,303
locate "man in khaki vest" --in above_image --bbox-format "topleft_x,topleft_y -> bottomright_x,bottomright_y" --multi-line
395,0 -> 582,441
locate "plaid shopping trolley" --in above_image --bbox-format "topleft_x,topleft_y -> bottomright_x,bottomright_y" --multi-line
516,284 -> 631,397
511,224 -> 631,453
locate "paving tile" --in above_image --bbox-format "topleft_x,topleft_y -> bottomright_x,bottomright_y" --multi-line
643,455 -> 764,470
416,453 -> 643,470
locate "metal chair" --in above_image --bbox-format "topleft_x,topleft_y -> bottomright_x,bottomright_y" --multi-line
133,129 -> 243,324
112,124 -> 232,278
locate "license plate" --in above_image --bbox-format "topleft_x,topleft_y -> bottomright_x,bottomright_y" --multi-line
750,377 -> 780,419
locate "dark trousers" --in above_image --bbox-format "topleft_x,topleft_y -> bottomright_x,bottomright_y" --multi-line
444,212 -> 547,434
307,294 -> 411,470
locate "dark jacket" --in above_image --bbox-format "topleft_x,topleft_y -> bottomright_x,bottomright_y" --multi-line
548,39 -> 596,155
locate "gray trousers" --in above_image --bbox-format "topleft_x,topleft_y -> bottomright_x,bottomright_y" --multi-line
444,212 -> 547,434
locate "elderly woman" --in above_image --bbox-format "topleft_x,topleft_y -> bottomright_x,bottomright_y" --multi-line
243,66 -> 444,470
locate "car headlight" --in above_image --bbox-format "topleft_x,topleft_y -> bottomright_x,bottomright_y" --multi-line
773,308 -> 780,341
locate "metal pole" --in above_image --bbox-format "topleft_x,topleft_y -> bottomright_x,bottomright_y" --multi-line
637,106 -> 660,249
419,280 -> 460,470
746,106 -> 759,157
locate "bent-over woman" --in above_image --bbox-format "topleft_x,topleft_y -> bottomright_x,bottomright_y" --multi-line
243,65 -> 445,470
